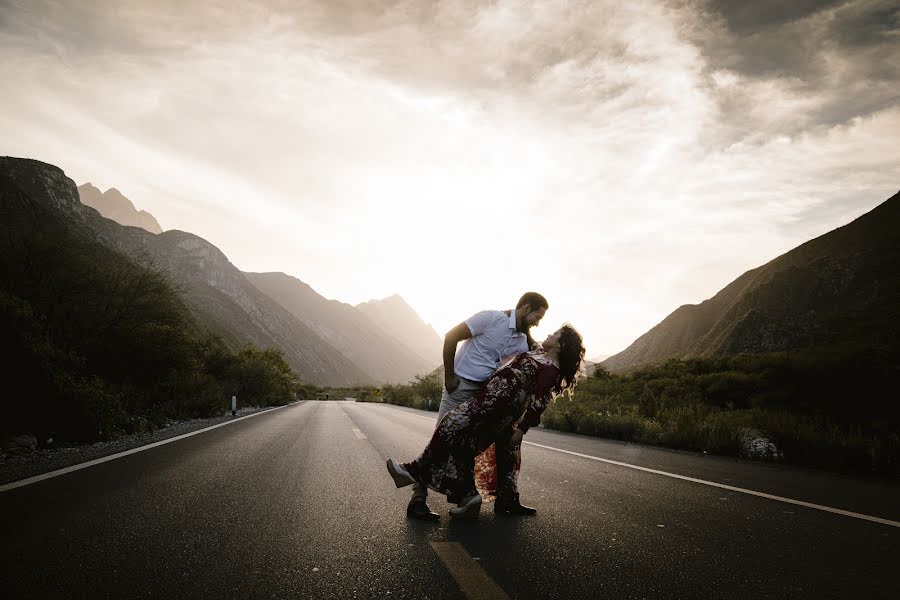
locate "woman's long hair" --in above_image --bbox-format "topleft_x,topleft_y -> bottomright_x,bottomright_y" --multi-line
554,324 -> 585,396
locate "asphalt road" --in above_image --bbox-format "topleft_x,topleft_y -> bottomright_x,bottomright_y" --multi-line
1,401 -> 897,599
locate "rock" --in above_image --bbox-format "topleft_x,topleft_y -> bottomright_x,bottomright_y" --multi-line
738,428 -> 782,461
4,434 -> 38,455
12,434 -> 37,450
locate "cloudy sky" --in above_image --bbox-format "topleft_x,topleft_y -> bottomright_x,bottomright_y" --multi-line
2,0 -> 898,359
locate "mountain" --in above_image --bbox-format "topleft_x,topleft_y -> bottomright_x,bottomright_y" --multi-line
107,230 -> 372,386
244,272 -> 436,383
604,191 -> 900,372
356,295 -> 443,367
77,183 -> 163,234
1,157 -> 370,386
3,159 -> 216,442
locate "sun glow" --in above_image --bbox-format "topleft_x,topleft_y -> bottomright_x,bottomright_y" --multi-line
2,0 -> 898,360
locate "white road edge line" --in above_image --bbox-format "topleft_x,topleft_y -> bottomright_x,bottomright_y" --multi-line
0,402 -> 300,493
377,404 -> 900,529
351,427 -> 367,440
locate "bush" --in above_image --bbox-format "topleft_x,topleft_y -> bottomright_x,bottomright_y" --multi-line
541,349 -> 900,477
0,247 -> 304,444
228,346 -> 299,407
382,371 -> 443,411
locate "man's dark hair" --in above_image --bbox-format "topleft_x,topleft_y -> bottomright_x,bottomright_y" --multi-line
516,292 -> 548,349
516,292 -> 548,312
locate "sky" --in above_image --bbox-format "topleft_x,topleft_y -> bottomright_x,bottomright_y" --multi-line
1,0 -> 899,359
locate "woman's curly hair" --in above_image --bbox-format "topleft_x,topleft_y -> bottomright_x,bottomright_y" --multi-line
553,323 -> 585,397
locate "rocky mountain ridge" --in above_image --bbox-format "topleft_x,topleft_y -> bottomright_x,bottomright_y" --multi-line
245,272 -> 438,383
77,182 -> 163,234
604,190 -> 900,371
74,177 -> 442,384
356,294 -> 443,367
1,157 -> 370,386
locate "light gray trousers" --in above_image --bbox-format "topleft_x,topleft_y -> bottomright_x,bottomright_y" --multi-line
410,376 -> 482,503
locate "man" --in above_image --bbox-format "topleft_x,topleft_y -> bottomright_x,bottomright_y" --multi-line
407,291 -> 548,520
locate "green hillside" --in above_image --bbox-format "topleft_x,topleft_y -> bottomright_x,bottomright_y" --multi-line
604,191 -> 900,371
1,158 -> 299,446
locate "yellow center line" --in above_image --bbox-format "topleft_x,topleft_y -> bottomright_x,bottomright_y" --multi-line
430,542 -> 510,600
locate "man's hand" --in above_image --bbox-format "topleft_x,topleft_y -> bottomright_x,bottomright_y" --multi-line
509,428 -> 524,446
445,374 -> 460,393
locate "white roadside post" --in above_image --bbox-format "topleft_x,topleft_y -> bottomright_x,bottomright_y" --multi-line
231,395 -> 237,417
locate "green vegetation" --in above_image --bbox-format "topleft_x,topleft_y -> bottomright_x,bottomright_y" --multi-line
351,371 -> 442,410
386,371 -> 443,410
549,349 -> 899,476
309,385 -> 376,401
367,350 -> 899,477
312,373 -> 443,408
1,203 -> 302,447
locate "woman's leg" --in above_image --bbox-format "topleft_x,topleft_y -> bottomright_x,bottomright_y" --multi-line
408,378 -> 483,508
405,445 -> 478,501
494,433 -> 522,501
407,371 -> 518,504
494,433 -> 535,515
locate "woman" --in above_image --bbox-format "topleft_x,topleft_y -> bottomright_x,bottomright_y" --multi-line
387,324 -> 585,518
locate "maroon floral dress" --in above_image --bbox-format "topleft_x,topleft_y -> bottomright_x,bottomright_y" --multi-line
404,352 -> 559,501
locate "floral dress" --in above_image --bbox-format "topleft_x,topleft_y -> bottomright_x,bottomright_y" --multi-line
404,351 -> 559,501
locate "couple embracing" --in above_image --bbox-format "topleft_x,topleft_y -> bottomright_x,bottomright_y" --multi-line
387,292 -> 585,520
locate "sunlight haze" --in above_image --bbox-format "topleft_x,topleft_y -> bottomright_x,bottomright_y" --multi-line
2,0 -> 898,359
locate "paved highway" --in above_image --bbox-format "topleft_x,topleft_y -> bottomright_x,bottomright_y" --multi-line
1,401 -> 897,599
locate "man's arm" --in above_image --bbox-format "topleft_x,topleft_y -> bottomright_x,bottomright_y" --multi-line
443,321 -> 473,393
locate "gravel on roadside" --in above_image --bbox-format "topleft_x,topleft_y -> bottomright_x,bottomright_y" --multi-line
0,404 -> 289,487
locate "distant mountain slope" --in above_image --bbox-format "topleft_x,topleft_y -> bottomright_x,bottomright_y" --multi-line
244,272 -> 435,383
3,160 -> 223,443
356,295 -> 443,367
112,230 -> 371,386
604,191 -> 900,371
77,183 -> 163,234
1,157 -> 369,386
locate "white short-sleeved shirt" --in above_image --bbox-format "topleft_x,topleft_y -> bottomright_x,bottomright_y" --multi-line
454,309 -> 529,382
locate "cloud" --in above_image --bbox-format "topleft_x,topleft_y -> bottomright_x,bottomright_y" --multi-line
826,0 -> 900,49
708,0 -> 845,34
681,0 -> 900,140
0,0 -> 897,355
